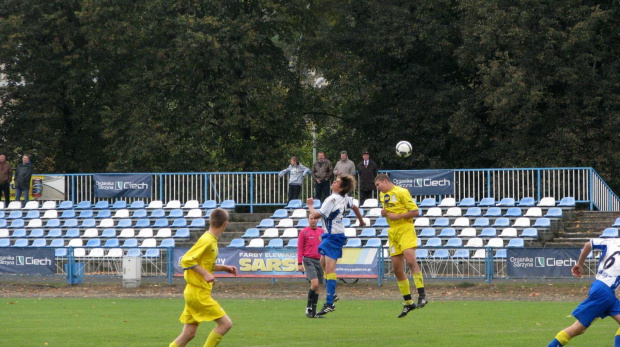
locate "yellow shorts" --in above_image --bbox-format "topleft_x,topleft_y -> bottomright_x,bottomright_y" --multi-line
179,284 -> 226,324
387,224 -> 417,256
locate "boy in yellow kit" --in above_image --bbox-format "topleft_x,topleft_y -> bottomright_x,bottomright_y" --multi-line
170,208 -> 238,347
375,174 -> 427,318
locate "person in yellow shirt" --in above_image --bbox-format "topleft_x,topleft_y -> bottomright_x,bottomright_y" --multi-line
375,174 -> 427,318
169,208 -> 238,347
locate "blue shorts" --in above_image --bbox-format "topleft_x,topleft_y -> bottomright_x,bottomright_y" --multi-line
573,280 -> 620,327
318,233 -> 347,260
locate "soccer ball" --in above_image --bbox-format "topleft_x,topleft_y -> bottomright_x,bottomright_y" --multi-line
395,141 -> 412,158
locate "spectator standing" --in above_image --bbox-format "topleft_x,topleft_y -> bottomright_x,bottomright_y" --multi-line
169,208 -> 237,347
0,154 -> 13,207
14,154 -> 33,206
311,152 -> 333,203
547,239 -> 620,347
333,151 -> 355,178
357,151 -> 378,205
279,156 -> 311,202
297,214 -> 325,318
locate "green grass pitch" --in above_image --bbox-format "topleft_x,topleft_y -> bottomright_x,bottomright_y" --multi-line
1,297 -> 617,346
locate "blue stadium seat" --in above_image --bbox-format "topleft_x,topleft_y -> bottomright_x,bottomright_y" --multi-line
45,219 -> 61,228
444,238 -> 463,248
160,238 -> 175,248
519,228 -> 539,239
220,200 -> 235,210
129,201 -> 146,209
58,201 -> 74,209
479,228 -> 497,238
134,219 -> 151,228
532,218 -> 551,228
80,219 -> 97,228
494,249 -> 507,259
204,209 -> 213,219
379,228 -> 388,238
471,218 -> 490,228
173,228 -> 190,239
601,228 -> 619,238
64,229 -> 80,238
112,201 -> 128,209
0,239 -> 10,247
171,219 -> 187,228
431,249 -> 450,259
424,237 -> 442,248
6,211 -> 22,219
9,220 -> 25,229
497,198 -> 515,207
62,219 -> 78,228
438,228 -> 457,238
122,239 -> 139,248
12,238 -> 28,247
295,219 -> 309,228
202,200 -> 217,209
458,198 -> 477,207
266,238 -> 284,248
168,209 -> 184,219
256,219 -> 275,229
95,210 -> 112,219
76,201 -> 92,209
189,219 -> 206,229
143,249 -> 160,258
285,239 -> 298,248
24,210 -> 40,219
117,219 -> 134,228
432,218 -> 450,228
614,218 -> 620,228
85,239 -> 101,248
484,207 -> 502,217
544,208 -> 563,218
46,229 -> 62,238
125,248 -> 141,257
359,228 -> 377,238
478,198 -> 495,207
150,209 -> 166,218
0,211 -> 5,219
55,248 -> 68,257
418,198 -> 437,207
227,238 -> 245,248
344,238 -> 362,248
452,249 -> 470,259
492,218 -> 511,228
11,229 -> 27,238
504,207 -> 522,218
60,210 -> 76,219
29,229 -> 45,238
31,239 -> 47,247
0,220 -> 7,229
103,238 -> 120,248
94,201 -> 109,209
373,217 -> 389,228
506,238 -> 525,248
271,209 -> 288,219
285,199 -> 302,209
558,197 -> 576,208
463,207 -> 482,217
364,238 -> 382,248
101,229 -> 117,238
419,228 -> 436,238
132,210 -> 148,219
517,197 -> 536,207
242,228 -> 260,238
152,219 -> 169,228
416,249 -> 430,259
48,239 -> 65,248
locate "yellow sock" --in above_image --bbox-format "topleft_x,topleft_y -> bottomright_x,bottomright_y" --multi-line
555,330 -> 571,346
169,342 -> 179,347
397,279 -> 412,305
413,272 -> 424,289
204,330 -> 224,347
616,327 -> 620,336
325,273 -> 337,280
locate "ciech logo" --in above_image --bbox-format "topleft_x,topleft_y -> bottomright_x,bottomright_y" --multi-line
16,255 -> 52,266
413,178 -> 451,188
115,181 -> 149,190
535,256 -> 576,268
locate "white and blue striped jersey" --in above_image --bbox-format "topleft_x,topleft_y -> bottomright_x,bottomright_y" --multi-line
592,238 -> 620,290
318,193 -> 354,235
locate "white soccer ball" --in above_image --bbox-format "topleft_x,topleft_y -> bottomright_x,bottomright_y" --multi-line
395,140 -> 412,158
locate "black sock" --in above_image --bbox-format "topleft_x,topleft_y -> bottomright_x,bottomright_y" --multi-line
307,289 -> 316,310
417,287 -> 426,297
312,293 -> 319,315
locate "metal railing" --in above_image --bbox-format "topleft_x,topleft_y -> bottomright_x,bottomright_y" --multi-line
46,167 -> 618,212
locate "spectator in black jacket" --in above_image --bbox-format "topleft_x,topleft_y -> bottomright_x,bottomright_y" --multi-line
14,154 -> 33,206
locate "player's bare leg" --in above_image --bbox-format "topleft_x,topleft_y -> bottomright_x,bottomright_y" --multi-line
170,323 -> 198,347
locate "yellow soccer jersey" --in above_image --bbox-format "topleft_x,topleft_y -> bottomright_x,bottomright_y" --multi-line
380,185 -> 418,228
181,232 -> 219,290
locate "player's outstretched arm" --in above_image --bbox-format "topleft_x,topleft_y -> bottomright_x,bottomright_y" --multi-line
572,241 -> 592,278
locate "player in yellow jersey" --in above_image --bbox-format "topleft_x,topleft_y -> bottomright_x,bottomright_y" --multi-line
375,173 -> 427,318
169,208 -> 238,347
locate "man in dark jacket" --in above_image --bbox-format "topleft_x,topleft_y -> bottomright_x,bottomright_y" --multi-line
0,154 -> 13,207
311,152 -> 333,203
14,154 -> 33,206
357,151 -> 378,205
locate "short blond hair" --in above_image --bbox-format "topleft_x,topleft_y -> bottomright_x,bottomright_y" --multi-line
209,208 -> 229,228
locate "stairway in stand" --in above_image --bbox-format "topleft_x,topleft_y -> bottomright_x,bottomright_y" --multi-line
544,211 -> 620,248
